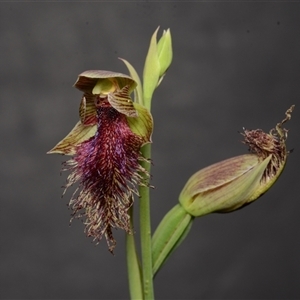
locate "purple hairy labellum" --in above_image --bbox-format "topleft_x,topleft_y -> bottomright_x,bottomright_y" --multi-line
48,70 -> 153,253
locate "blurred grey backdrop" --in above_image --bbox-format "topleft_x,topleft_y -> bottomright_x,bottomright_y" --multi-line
1,2 -> 300,299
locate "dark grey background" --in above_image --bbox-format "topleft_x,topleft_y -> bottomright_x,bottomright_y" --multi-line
1,2 -> 300,299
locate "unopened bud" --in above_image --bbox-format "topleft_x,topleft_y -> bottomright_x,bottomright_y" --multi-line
143,27 -> 173,107
157,28 -> 173,77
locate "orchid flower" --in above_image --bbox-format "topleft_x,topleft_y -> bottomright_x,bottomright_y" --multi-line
48,71 -> 153,253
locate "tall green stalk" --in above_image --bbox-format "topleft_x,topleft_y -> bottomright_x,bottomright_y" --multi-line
126,206 -> 143,299
123,27 -> 173,299
139,143 -> 154,299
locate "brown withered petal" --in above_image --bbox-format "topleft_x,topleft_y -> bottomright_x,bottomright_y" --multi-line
242,104 -> 294,197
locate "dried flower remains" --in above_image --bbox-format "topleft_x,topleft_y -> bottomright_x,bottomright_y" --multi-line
179,105 -> 294,217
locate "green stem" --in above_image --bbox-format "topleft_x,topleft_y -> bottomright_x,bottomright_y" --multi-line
126,206 -> 143,300
139,143 -> 154,299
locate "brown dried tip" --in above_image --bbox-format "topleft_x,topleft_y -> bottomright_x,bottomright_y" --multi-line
242,105 -> 294,184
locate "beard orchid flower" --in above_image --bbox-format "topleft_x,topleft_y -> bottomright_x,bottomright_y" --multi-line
48,70 -> 153,253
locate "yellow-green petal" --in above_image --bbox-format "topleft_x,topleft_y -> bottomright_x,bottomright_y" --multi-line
47,121 -> 97,155
92,78 -> 116,95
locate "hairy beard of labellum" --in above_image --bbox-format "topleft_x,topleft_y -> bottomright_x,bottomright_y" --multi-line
65,99 -> 147,253
242,128 -> 287,183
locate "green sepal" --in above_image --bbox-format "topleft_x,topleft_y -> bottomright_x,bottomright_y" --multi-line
47,121 -> 97,155
74,70 -> 137,94
119,58 -> 143,105
126,102 -> 153,144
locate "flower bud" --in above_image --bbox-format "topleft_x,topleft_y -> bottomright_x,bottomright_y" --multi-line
179,105 -> 294,217
157,28 -> 173,77
143,27 -> 173,108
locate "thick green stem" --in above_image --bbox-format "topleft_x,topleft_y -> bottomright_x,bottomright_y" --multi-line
139,143 -> 154,299
126,206 -> 143,300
